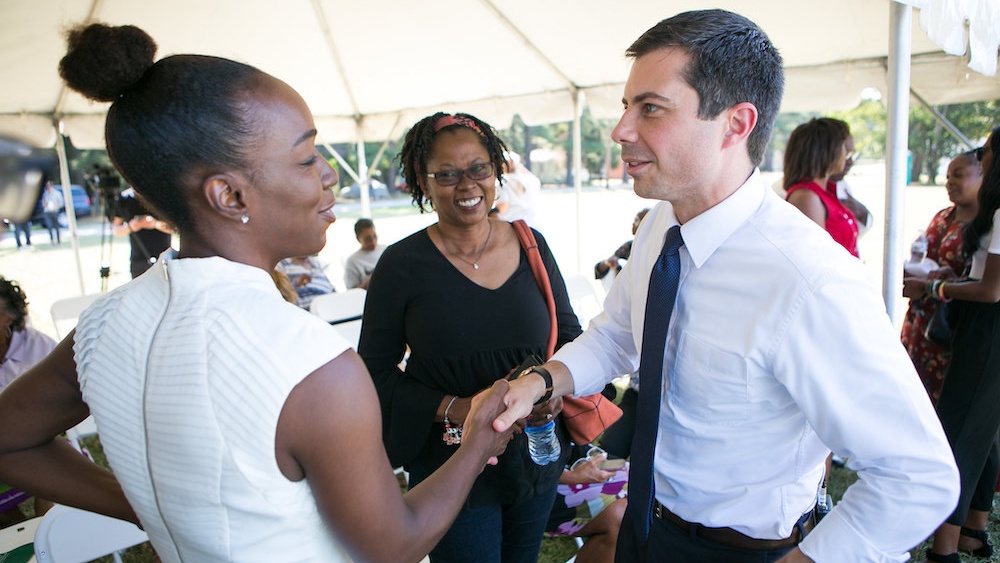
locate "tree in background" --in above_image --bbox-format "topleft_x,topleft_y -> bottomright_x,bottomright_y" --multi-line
907,100 -> 997,184
831,99 -> 887,164
498,109 -> 621,186
768,99 -> 995,186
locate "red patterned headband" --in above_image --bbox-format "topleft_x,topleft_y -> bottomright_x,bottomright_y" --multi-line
415,114 -> 487,175
433,114 -> 484,137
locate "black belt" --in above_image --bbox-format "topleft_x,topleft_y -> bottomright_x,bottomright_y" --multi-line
653,501 -> 814,551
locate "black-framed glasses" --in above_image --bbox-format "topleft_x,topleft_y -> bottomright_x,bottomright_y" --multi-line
426,162 -> 495,187
974,146 -> 985,161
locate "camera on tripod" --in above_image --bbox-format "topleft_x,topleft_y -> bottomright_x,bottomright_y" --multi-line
85,164 -> 124,220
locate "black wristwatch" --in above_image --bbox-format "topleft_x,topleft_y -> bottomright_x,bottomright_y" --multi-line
518,365 -> 553,405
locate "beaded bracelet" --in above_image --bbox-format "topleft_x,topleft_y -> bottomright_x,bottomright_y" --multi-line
442,396 -> 462,446
937,281 -> 953,303
927,279 -> 942,301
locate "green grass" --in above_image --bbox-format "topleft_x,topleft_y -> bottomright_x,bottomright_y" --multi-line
827,464 -> 1000,563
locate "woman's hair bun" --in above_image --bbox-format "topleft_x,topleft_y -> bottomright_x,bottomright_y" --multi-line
59,23 -> 157,102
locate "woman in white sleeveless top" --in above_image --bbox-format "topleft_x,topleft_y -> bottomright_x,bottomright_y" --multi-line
0,23 -> 513,563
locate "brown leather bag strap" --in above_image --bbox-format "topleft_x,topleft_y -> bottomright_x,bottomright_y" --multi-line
512,219 -> 557,359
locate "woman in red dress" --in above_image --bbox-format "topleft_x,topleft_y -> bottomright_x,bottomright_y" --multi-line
784,118 -> 859,256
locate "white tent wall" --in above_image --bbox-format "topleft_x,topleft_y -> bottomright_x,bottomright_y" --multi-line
1,0 -> 997,319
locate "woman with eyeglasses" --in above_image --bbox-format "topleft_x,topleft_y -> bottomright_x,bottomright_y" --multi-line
784,117 -> 860,257
359,112 -> 582,563
0,24 -> 515,563
904,126 -> 1000,563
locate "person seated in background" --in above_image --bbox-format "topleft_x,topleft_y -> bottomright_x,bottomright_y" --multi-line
784,117 -> 860,257
276,254 -> 336,309
343,218 -> 385,289
0,276 -> 55,526
594,208 -> 649,282
547,444 -> 628,563
495,151 -> 542,227
271,269 -> 301,306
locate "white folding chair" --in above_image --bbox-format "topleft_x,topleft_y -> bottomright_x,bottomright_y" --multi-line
49,294 -> 103,339
309,289 -> 367,348
33,505 -> 148,563
563,273 -> 606,328
0,516 -> 41,563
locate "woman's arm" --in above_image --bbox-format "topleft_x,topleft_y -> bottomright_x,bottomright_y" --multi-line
559,456 -> 616,486
0,333 -> 138,524
786,189 -> 827,228
275,350 -> 513,563
904,254 -> 1000,303
942,253 -> 1000,302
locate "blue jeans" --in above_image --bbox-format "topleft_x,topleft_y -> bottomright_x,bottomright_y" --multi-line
409,465 -> 557,563
12,222 -> 30,246
432,486 -> 557,563
43,211 -> 60,243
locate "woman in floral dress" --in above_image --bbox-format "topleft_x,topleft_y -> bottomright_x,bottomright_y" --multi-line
901,151 -> 981,403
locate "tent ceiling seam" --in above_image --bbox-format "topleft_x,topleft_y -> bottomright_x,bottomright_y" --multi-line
479,0 -> 579,92
311,0 -> 361,118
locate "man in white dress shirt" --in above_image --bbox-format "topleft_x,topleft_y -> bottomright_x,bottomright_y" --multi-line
496,9 -> 958,563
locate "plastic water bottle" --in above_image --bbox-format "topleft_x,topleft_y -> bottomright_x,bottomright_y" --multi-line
525,420 -> 561,465
911,231 -> 928,262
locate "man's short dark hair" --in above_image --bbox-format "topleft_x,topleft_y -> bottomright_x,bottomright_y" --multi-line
354,218 -> 374,237
626,9 -> 784,166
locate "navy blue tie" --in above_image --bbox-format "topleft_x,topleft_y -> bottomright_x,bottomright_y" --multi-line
629,224 -> 684,545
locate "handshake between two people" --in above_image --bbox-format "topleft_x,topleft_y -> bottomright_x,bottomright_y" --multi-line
456,363 -> 567,466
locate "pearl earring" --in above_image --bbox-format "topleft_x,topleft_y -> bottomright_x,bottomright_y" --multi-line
241,214 -> 249,224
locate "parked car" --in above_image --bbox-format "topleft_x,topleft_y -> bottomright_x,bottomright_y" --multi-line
29,184 -> 91,225
339,179 -> 388,200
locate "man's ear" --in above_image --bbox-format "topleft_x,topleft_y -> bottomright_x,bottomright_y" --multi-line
722,102 -> 758,150
202,174 -> 247,223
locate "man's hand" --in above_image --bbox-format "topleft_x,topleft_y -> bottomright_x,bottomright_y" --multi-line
493,371 -> 545,433
462,380 -> 516,466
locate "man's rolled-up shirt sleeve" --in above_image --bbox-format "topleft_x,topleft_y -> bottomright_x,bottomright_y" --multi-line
775,272 -> 959,562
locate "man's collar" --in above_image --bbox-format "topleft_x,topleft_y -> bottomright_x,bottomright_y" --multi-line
678,169 -> 765,268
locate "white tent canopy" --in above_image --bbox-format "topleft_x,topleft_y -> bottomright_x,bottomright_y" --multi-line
1,0 -> 997,317
1,0 -> 997,148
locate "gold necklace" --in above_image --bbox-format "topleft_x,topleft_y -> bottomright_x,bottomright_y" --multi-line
443,221 -> 493,270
